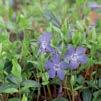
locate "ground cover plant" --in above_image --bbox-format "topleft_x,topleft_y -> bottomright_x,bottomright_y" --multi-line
0,0 -> 101,101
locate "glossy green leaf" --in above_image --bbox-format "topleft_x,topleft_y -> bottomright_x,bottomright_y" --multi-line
22,94 -> 27,101
0,43 -> 2,54
11,59 -> 21,78
70,75 -> 76,86
0,84 -> 18,94
21,80 -> 40,88
7,75 -> 19,85
82,89 -> 92,101
8,98 -> 20,101
93,91 -> 101,101
42,72 -> 49,85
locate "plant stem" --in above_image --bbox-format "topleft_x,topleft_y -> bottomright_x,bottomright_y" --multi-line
47,85 -> 52,99
71,70 -> 75,101
0,94 -> 4,101
18,84 -> 21,100
37,87 -> 40,101
65,75 -> 72,101
54,85 -> 56,97
72,91 -> 75,101
43,86 -> 46,100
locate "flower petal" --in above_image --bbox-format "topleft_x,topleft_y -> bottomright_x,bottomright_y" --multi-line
88,2 -> 98,9
39,46 -> 46,53
45,60 -> 54,70
60,61 -> 69,69
78,54 -> 88,64
39,32 -> 51,43
38,32 -> 52,53
69,60 -> 79,69
76,47 -> 86,54
47,45 -> 55,53
65,45 -> 75,57
52,53 -> 60,64
48,69 -> 55,78
57,70 -> 64,80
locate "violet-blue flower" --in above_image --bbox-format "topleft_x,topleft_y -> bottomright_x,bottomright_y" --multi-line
88,2 -> 101,9
38,32 -> 54,53
65,45 -> 88,69
45,53 -> 68,80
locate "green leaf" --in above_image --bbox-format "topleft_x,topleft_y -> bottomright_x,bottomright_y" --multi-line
44,10 -> 61,28
21,80 -> 40,88
76,0 -> 84,5
0,84 -> 18,94
0,16 -> 5,29
92,29 -> 97,41
52,25 -> 64,40
93,91 -> 101,101
19,86 -> 30,93
21,41 -> 30,57
76,20 -> 84,31
76,75 -> 85,85
22,94 -> 27,101
74,85 -> 83,91
82,89 -> 92,101
72,31 -> 82,45
52,97 -> 69,101
70,75 -> 76,86
11,59 -> 21,78
3,88 -> 18,94
7,75 -> 19,85
18,14 -> 28,29
0,43 -> 2,54
98,79 -> 101,88
8,98 -> 20,101
42,72 -> 49,85
0,60 -> 4,70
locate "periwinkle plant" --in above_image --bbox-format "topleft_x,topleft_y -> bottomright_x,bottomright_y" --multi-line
38,32 -> 54,53
45,53 -> 68,80
0,1 -> 101,101
38,32 -> 88,80
64,45 -> 88,69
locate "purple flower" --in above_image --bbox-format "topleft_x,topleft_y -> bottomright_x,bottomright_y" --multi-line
45,53 -> 68,80
38,32 -> 54,53
88,2 -> 101,9
88,2 -> 98,9
64,45 -> 88,69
